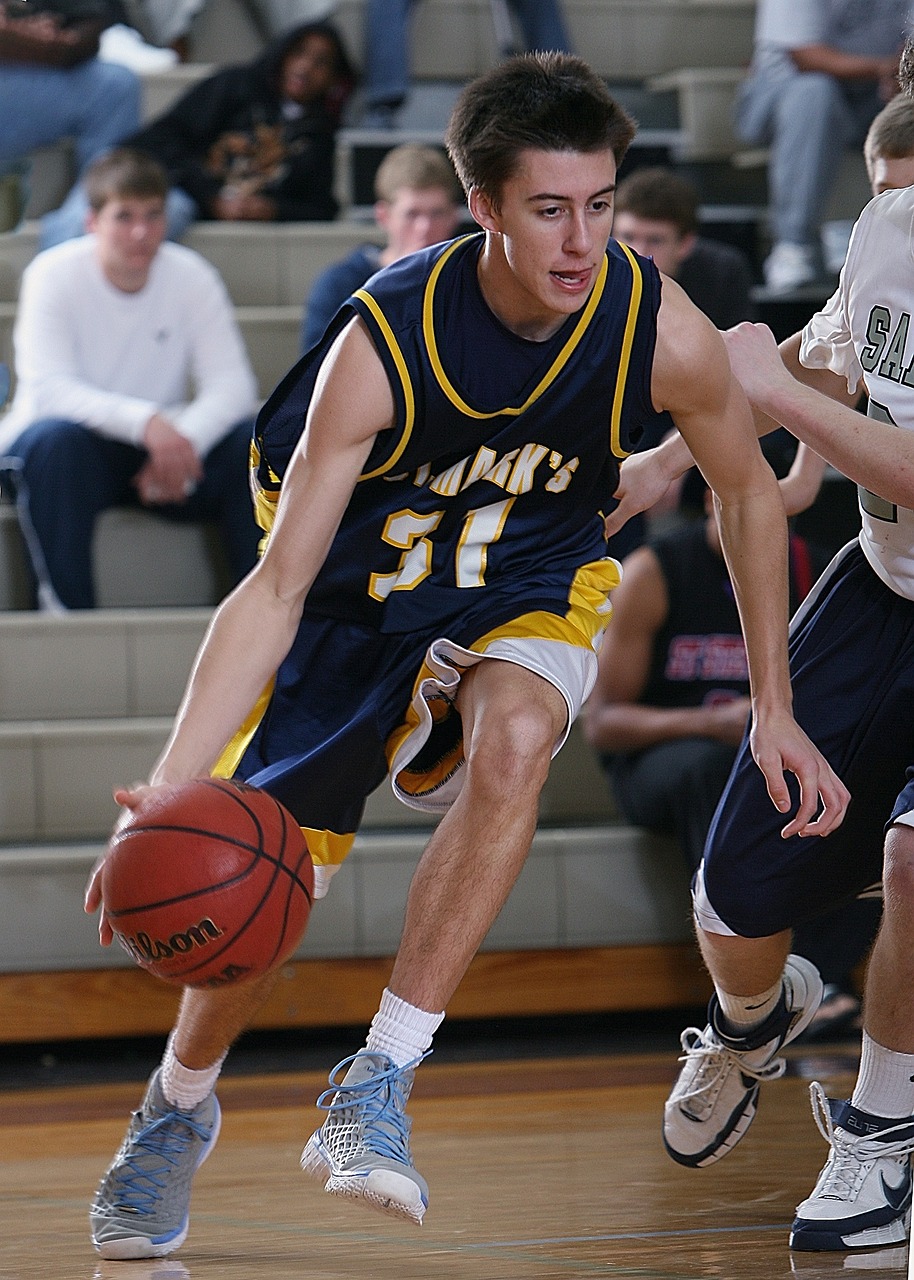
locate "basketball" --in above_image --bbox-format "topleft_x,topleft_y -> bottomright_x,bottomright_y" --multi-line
102,778 -> 314,988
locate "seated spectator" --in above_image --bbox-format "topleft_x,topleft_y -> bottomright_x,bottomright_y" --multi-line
362,0 -> 571,127
734,0 -> 908,294
45,19 -> 356,245
0,1 -> 141,248
0,149 -> 261,611
584,476 -> 880,1040
136,0 -> 338,59
612,168 -> 755,330
301,143 -> 463,352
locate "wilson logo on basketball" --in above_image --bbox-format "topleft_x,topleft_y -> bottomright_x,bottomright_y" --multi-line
115,917 -> 224,964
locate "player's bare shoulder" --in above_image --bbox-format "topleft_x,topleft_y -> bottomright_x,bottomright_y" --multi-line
650,274 -> 731,420
310,315 -> 397,450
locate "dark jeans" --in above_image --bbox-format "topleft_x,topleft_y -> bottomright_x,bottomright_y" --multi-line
9,417 -> 261,609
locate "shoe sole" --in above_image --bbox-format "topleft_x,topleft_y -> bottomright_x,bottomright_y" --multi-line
91,1107 -> 222,1260
301,1133 -> 426,1225
790,1208 -> 911,1252
664,955 -> 824,1168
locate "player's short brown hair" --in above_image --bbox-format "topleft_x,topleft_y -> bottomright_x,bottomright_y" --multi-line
83,148 -> 169,213
445,52 -> 636,204
865,94 -> 914,174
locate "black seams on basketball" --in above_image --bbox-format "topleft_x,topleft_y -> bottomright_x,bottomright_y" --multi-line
102,777 -> 314,988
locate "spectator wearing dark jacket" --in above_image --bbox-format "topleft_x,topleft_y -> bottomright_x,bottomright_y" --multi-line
45,19 -> 355,243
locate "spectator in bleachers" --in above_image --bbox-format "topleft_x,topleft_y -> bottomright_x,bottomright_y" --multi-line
735,0 -> 910,295
300,143 -> 462,352
0,1 -> 141,248
0,149 -> 260,611
361,0 -> 572,127
136,0 -> 338,59
584,473 -> 879,1041
612,168 -> 755,330
44,19 -> 355,245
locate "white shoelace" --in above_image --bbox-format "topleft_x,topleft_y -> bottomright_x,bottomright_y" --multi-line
808,1080 -> 914,1201
676,1025 -> 787,1108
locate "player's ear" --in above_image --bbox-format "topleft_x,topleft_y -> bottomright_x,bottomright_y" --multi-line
469,186 -> 500,233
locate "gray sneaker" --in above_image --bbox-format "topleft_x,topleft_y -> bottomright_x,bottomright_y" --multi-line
90,1069 -> 221,1259
301,1050 -> 429,1224
663,954 -> 823,1167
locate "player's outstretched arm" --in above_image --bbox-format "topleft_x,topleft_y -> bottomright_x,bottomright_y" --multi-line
651,283 -> 850,836
725,322 -> 914,507
85,319 -> 394,923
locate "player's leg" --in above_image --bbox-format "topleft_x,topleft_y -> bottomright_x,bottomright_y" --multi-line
301,657 -> 568,1222
90,973 -> 281,1258
790,815 -> 914,1252
664,545 -> 914,1171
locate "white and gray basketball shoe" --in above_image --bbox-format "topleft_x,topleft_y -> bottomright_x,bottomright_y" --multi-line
663,954 -> 823,1167
90,1069 -> 220,1259
301,1049 -> 429,1223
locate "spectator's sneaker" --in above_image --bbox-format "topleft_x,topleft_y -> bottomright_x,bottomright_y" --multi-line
663,954 -> 823,1167
763,242 -> 819,293
90,1069 -> 221,1259
790,1084 -> 914,1252
301,1050 -> 429,1224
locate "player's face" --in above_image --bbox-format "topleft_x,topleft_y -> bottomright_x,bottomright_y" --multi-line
611,211 -> 694,277
471,148 -> 617,336
87,195 -> 167,291
868,153 -> 914,195
377,186 -> 461,260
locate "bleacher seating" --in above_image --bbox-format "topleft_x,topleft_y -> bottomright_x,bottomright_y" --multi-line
0,1 -> 794,1042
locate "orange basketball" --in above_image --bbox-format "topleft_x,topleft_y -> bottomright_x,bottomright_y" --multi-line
102,778 -> 314,988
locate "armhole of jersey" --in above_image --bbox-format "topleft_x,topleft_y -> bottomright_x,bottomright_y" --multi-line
351,288 -> 416,479
610,242 -> 647,459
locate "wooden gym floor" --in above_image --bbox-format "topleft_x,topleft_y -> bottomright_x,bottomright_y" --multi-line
0,1024 -> 898,1280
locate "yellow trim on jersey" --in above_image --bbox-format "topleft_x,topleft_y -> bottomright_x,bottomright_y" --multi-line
352,287 -> 416,479
422,236 -> 610,419
211,678 -> 276,780
609,241 -> 642,460
301,826 -> 356,868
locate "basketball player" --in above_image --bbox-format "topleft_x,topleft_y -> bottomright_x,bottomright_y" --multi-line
84,52 -> 846,1260
608,33 -> 914,1259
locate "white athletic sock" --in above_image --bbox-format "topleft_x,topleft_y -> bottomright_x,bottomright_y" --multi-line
161,1032 -> 227,1110
851,1032 -> 914,1120
716,978 -> 784,1034
365,987 -> 445,1068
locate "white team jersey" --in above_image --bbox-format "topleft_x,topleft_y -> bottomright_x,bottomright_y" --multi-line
800,186 -> 914,602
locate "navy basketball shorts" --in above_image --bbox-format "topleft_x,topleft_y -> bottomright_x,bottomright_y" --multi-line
695,540 -> 914,938
214,557 -> 618,897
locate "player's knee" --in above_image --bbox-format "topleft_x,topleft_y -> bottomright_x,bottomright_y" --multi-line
467,702 -> 555,794
883,824 -> 914,905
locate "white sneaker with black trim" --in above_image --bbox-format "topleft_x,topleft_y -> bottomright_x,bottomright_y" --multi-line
663,954 -> 823,1167
790,1083 -> 914,1252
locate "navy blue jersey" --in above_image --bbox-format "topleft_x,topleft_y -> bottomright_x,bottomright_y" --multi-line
225,233 -> 662,877
253,232 -> 662,636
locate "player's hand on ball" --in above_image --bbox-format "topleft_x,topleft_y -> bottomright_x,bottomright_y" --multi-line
84,781 -> 155,945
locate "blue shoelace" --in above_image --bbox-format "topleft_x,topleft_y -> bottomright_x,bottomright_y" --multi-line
315,1052 -> 429,1164
110,1108 -> 212,1216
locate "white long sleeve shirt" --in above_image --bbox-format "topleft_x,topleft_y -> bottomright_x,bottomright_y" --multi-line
0,236 -> 258,457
